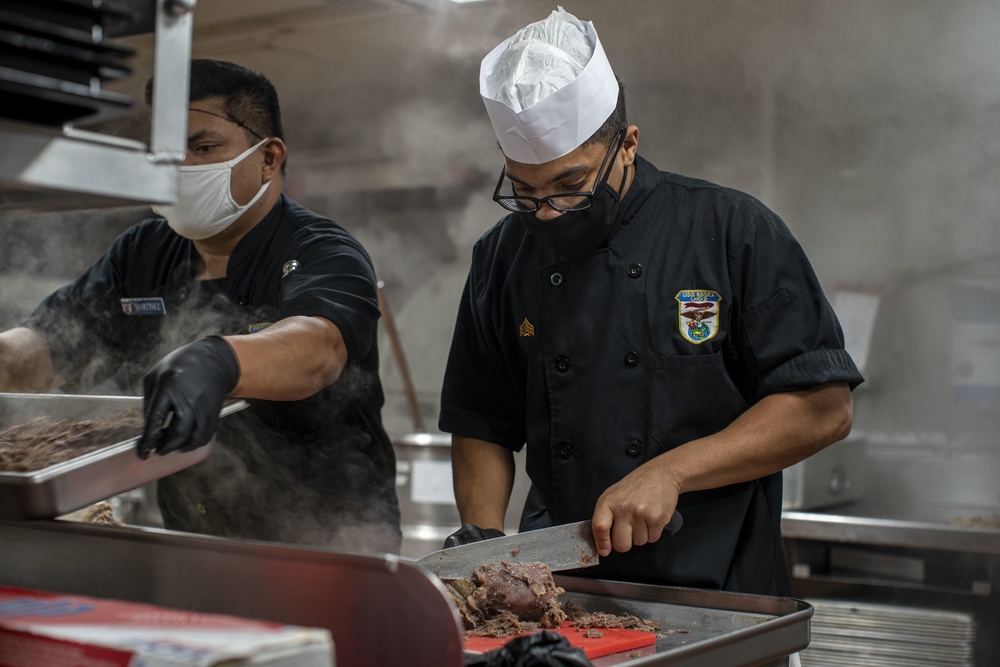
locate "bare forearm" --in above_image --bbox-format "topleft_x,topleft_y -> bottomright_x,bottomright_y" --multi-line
0,328 -> 57,392
663,382 -> 854,494
451,436 -> 515,530
224,316 -> 347,401
592,382 -> 854,555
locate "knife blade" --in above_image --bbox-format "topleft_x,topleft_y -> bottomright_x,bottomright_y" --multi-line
412,511 -> 682,580
413,520 -> 598,580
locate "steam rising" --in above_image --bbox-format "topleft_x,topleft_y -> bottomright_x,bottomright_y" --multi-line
0,215 -> 402,554
156,363 -> 402,555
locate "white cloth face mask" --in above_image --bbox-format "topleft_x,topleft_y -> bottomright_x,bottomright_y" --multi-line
153,138 -> 272,240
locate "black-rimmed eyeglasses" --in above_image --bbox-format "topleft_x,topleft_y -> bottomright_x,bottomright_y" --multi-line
492,129 -> 625,213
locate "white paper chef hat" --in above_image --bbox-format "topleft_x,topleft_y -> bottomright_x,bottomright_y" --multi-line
480,7 -> 619,165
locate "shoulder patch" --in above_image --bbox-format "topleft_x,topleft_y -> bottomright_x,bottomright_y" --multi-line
675,290 -> 721,344
248,322 -> 274,334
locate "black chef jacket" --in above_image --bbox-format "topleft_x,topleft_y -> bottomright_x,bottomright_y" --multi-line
439,156 -> 863,595
26,196 -> 401,553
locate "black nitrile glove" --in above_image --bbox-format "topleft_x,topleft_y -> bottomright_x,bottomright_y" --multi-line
463,631 -> 593,667
136,336 -> 240,460
443,524 -> 505,549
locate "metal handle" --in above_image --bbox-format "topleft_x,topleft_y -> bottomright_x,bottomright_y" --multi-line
377,281 -> 425,432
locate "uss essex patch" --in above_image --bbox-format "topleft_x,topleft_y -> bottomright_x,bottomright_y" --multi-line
675,290 -> 721,344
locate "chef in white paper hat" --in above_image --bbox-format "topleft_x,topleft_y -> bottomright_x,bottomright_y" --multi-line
440,7 -> 860,616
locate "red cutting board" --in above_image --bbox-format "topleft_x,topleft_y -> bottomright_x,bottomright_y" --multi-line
464,620 -> 656,659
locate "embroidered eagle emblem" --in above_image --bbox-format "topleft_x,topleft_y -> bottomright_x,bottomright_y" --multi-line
675,290 -> 721,344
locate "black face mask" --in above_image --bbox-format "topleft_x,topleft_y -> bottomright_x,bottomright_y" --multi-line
518,166 -> 629,261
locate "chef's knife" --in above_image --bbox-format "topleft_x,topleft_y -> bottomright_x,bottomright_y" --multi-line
413,520 -> 597,580
413,511 -> 682,580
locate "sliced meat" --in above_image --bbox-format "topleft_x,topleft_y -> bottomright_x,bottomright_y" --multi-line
563,602 -> 662,632
0,411 -> 143,472
444,561 -> 664,639
446,560 -> 566,635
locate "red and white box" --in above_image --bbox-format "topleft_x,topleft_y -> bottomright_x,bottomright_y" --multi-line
0,586 -> 334,667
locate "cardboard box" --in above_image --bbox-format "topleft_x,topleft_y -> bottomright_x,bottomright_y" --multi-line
0,587 -> 333,667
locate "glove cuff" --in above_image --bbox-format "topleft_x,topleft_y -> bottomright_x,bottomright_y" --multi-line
197,335 -> 241,393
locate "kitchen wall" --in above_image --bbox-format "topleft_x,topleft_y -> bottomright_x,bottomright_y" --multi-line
2,0 -> 998,507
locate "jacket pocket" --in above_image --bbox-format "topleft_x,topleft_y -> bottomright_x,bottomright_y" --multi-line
651,351 -> 748,454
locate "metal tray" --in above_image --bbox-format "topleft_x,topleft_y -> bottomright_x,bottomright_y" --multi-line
0,393 -> 247,520
550,575 -> 812,666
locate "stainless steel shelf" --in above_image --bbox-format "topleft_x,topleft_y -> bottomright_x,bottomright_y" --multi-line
782,509 -> 1000,556
0,123 -> 177,211
0,0 -> 193,213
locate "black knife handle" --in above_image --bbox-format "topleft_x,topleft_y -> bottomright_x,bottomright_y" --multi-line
663,510 -> 683,536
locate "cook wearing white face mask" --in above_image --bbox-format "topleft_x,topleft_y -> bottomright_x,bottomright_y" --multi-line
2,60 -> 402,555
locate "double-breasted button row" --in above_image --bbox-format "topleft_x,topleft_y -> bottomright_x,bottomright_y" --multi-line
553,352 -> 638,371
555,441 -> 642,459
551,265 -> 640,285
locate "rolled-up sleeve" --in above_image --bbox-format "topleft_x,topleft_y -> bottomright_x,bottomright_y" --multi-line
438,241 -> 526,451
277,234 -> 381,363
731,204 -> 864,396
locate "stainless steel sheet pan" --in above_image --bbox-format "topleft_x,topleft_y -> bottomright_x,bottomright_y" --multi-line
552,576 -> 812,666
0,393 -> 247,520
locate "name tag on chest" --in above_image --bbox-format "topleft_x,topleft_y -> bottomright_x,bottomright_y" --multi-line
120,297 -> 167,316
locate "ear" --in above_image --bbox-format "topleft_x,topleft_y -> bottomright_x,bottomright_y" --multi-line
261,138 -> 287,182
621,125 -> 639,168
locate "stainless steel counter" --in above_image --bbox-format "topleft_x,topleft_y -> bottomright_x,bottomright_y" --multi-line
781,502 -> 1000,666
782,504 -> 1000,556
0,520 -> 810,666
0,519 -> 466,667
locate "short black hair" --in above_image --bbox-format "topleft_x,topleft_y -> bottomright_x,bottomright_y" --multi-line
145,59 -> 284,142
582,78 -> 627,148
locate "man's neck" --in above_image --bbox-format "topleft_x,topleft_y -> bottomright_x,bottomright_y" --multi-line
192,240 -> 234,280
192,185 -> 280,280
